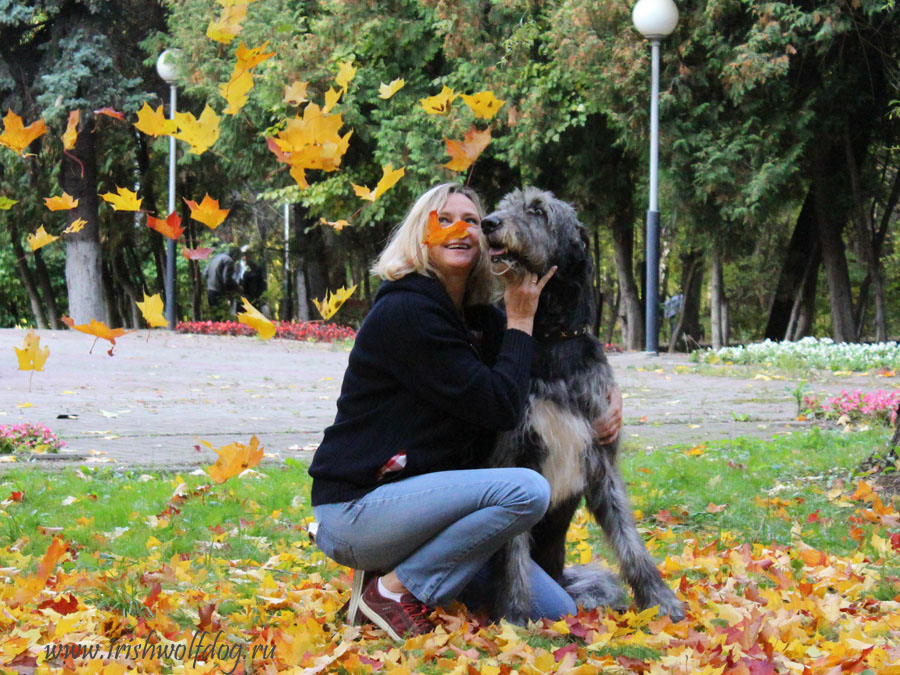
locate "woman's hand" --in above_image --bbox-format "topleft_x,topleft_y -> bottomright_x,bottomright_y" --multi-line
505,266 -> 557,335
593,385 -> 623,444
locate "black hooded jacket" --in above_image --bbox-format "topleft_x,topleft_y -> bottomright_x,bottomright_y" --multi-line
309,272 -> 534,506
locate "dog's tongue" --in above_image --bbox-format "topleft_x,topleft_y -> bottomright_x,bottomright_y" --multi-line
489,246 -> 507,256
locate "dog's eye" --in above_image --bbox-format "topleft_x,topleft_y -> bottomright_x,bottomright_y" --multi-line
529,207 -> 545,217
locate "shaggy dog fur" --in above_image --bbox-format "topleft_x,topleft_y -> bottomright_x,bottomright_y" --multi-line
481,187 -> 685,624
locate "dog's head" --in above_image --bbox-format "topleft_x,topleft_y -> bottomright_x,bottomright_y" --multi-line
481,187 -> 590,284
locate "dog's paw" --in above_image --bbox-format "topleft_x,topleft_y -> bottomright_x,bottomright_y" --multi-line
642,589 -> 686,623
561,564 -> 628,612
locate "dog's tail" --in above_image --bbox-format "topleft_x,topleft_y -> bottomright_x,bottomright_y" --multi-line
561,564 -> 629,612
493,532 -> 534,625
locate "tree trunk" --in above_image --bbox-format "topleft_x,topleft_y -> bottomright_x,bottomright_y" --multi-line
31,250 -> 61,328
295,265 -> 310,321
605,287 -> 620,347
8,223 -> 49,329
765,193 -> 819,340
784,240 -> 821,341
668,249 -> 704,353
609,213 -> 643,350
61,111 -> 106,325
710,248 -> 726,349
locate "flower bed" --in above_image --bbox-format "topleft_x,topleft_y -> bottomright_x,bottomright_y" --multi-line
176,320 -> 356,343
0,422 -> 64,454
692,337 -> 900,372
802,389 -> 900,426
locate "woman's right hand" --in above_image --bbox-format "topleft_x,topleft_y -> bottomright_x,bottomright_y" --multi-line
505,266 -> 557,335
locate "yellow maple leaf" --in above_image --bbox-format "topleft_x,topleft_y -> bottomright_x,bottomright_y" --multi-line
0,196 -> 17,209
133,102 -> 176,137
62,110 -> 80,150
15,330 -> 49,372
27,225 -> 59,252
335,60 -> 357,90
460,90 -> 505,120
269,103 -> 353,187
100,186 -> 142,211
220,67 -> 254,115
378,78 -> 405,99
319,217 -> 351,231
238,297 -> 276,339
420,85 -> 456,115
235,41 -> 274,69
351,163 -> 405,202
0,110 -> 47,156
322,87 -> 342,114
61,316 -> 133,355
283,81 -> 309,105
206,3 -> 248,44
64,218 -> 87,234
313,284 -> 357,320
443,126 -> 491,172
136,292 -> 168,328
174,105 -> 220,155
204,435 -> 265,484
44,192 -> 79,211
184,194 -> 229,229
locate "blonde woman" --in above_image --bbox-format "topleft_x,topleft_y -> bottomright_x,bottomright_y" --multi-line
308,183 -> 618,641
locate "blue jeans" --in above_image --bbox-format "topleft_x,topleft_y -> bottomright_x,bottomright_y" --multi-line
313,468 -> 576,621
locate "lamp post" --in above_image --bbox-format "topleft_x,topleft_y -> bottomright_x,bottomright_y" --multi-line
632,0 -> 678,355
156,49 -> 179,330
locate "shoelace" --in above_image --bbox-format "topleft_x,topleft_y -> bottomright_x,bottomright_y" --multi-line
400,600 -> 434,632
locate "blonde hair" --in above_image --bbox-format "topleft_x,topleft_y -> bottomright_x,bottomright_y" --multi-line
371,183 -> 500,305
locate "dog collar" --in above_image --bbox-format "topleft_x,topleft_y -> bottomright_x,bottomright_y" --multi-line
537,326 -> 589,341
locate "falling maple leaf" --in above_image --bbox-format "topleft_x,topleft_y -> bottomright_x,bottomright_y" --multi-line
146,211 -> 184,240
100,186 -> 142,211
62,110 -> 80,150
202,435 -> 264,483
93,107 -> 126,120
61,316 -> 133,356
220,67 -> 255,115
423,210 -> 470,247
313,285 -> 357,320
134,102 -> 176,137
27,225 -> 59,252
283,81 -> 309,105
335,60 -> 357,90
173,105 -> 220,154
268,103 -> 352,189
0,196 -> 17,209
319,217 -> 351,231
183,247 -> 213,260
322,86 -> 342,114
460,91 -> 505,120
351,164 -> 405,202
235,41 -> 274,69
443,126 -> 491,171
206,2 -> 249,44
15,330 -> 49,391
420,85 -> 456,115
135,292 -> 168,328
183,194 -> 229,229
11,537 -> 68,608
44,192 -> 79,211
378,78 -> 405,99
64,218 -> 87,234
0,110 -> 47,156
238,297 -> 276,340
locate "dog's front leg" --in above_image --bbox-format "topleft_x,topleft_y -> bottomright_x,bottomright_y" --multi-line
492,532 -> 534,625
584,446 -> 686,621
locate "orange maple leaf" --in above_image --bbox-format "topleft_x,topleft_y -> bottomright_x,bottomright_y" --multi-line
183,247 -> 213,260
0,110 -> 47,156
203,435 -> 265,484
146,211 -> 185,240
62,316 -> 132,356
443,126 -> 491,172
423,210 -> 470,247
93,107 -> 126,121
183,194 -> 229,229
44,192 -> 79,211
11,537 -> 68,607
62,110 -> 80,151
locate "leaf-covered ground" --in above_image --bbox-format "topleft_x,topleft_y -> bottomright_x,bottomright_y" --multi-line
1,430 -> 899,674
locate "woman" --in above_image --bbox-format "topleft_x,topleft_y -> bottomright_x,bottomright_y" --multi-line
308,183 -> 621,641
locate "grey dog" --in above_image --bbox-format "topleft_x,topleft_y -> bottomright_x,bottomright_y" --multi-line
480,187 -> 685,624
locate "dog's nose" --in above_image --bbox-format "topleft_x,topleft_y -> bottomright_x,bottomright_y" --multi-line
481,214 -> 500,235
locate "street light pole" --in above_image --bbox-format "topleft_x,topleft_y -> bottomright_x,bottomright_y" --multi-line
632,0 -> 679,355
156,49 -> 180,330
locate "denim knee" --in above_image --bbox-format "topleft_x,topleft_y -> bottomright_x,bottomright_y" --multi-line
507,468 -> 551,524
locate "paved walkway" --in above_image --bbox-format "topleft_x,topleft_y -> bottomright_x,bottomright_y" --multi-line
2,328 -> 893,470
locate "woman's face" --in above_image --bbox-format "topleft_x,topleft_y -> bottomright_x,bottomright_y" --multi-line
429,192 -> 482,279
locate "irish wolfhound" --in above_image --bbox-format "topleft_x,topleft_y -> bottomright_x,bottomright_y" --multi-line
481,187 -> 685,623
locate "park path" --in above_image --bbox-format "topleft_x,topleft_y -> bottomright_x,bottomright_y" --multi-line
2,328 -> 895,470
